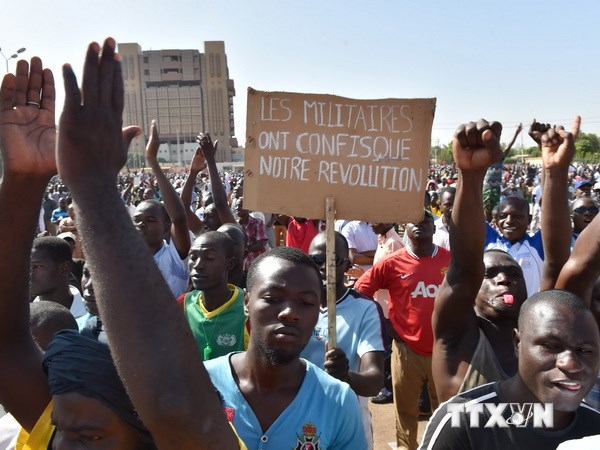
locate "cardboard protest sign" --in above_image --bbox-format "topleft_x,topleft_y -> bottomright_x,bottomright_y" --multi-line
243,89 -> 436,223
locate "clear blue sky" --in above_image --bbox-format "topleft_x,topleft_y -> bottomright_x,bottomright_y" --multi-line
2,0 -> 598,148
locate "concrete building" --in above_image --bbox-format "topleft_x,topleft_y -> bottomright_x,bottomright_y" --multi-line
119,41 -> 238,165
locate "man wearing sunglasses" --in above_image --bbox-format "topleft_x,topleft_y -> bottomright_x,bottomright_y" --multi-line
571,198 -> 599,247
301,231 -> 386,450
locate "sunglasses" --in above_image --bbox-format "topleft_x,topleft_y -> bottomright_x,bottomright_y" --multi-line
573,206 -> 599,215
309,255 -> 347,267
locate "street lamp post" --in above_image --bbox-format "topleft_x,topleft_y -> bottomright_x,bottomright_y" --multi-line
0,47 -> 26,73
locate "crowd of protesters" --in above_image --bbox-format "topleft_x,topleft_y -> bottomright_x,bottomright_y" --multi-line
0,38 -> 600,450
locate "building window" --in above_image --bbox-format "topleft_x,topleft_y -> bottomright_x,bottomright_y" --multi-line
144,69 -> 149,76
209,54 -> 215,77
128,57 -> 134,80
143,57 -> 149,63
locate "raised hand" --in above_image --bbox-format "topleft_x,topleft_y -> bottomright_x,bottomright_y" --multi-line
190,147 -> 207,173
541,116 -> 580,171
197,131 -> 218,161
528,118 -> 552,147
145,120 -> 159,164
57,38 -> 141,188
453,119 -> 503,172
0,57 -> 56,177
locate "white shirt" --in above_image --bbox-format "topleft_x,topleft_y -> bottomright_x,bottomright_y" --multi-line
335,220 -> 378,272
433,216 -> 450,250
0,413 -> 19,450
34,285 -> 87,319
153,239 -> 189,298
372,228 -> 403,318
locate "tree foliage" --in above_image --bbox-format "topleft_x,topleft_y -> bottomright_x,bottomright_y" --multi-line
431,131 -> 600,164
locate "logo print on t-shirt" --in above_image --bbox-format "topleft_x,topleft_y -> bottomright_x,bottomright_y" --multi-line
217,334 -> 237,346
295,422 -> 321,450
411,281 -> 439,299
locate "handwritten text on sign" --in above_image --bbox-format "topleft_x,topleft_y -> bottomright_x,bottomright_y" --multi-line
244,90 -> 436,223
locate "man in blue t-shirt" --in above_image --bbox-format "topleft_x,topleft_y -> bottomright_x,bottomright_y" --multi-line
205,247 -> 367,449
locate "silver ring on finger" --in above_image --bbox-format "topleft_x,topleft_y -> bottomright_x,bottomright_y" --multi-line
26,101 -> 41,108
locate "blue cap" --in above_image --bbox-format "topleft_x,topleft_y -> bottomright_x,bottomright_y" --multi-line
575,179 -> 593,189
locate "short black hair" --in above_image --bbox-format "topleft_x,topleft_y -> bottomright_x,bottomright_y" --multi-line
32,237 -> 73,265
310,231 -> 349,258
218,223 -> 248,247
192,231 -> 235,258
246,246 -> 321,294
518,289 -> 588,329
483,248 -> 513,258
139,199 -> 171,223
439,186 -> 456,198
570,197 -> 598,213
29,301 -> 78,334
497,196 -> 529,214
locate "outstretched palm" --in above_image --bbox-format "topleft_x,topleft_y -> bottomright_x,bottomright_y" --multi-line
0,58 -> 56,177
0,106 -> 56,175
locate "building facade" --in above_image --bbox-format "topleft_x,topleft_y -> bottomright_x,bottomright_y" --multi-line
119,41 -> 238,164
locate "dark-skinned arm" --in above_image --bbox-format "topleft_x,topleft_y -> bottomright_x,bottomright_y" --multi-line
145,121 -> 190,259
56,38 -> 239,450
355,263 -> 400,340
433,120 -> 504,343
349,248 -> 375,266
181,148 -> 206,235
324,348 -> 384,397
247,239 -> 267,253
197,132 -> 236,225
0,57 -> 56,431
538,117 -> 580,291
555,208 -> 600,306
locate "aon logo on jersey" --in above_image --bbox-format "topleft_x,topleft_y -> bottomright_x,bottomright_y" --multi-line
411,281 -> 439,298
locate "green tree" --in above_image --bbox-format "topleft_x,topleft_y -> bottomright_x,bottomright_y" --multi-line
430,141 -> 454,164
575,132 -> 600,156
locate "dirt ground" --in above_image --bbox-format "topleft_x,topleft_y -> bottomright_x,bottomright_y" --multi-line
370,401 -> 429,450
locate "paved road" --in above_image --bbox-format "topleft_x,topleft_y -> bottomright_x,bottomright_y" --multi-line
370,401 -> 429,450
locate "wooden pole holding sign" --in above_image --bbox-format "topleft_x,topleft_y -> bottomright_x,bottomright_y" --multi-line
325,197 -> 337,349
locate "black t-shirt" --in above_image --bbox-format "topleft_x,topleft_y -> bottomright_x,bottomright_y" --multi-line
419,382 -> 600,450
